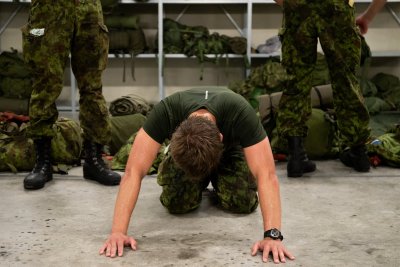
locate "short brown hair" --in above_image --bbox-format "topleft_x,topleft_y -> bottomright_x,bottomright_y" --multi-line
170,116 -> 223,178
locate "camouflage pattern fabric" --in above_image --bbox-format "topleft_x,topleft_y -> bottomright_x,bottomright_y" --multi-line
0,77 -> 32,99
0,49 -> 31,78
157,146 -> 258,214
0,118 -> 82,172
276,0 -> 370,148
22,0 -> 111,145
367,124 -> 400,167
112,132 -> 167,175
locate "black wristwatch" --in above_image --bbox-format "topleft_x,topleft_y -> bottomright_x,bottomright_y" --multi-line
264,228 -> 283,241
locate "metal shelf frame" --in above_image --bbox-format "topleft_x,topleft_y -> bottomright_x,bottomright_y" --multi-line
1,0 -> 400,112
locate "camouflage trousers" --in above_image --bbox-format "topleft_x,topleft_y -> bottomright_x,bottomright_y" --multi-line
22,0 -> 111,144
157,145 -> 258,214
276,0 -> 370,147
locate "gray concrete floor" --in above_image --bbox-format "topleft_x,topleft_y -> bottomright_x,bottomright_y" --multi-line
0,160 -> 399,267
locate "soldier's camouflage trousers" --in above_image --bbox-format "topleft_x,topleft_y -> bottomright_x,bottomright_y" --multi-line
157,145 -> 258,214
22,0 -> 111,144
277,0 -> 370,147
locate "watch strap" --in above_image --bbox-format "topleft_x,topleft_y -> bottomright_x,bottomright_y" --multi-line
264,228 -> 283,241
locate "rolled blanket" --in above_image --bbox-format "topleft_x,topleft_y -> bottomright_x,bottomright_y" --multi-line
109,94 -> 152,116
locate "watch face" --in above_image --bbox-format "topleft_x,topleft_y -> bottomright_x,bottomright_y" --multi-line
270,229 -> 280,238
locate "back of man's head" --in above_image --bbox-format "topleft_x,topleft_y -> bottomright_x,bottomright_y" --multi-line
170,116 -> 223,179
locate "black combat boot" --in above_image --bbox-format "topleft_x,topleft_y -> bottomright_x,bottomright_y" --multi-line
83,140 -> 121,185
24,137 -> 53,190
287,136 -> 316,177
339,144 -> 370,172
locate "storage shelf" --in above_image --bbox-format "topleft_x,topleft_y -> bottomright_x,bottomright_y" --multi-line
371,50 -> 400,57
2,0 -> 400,3
1,0 -> 399,112
108,53 -> 158,59
251,52 -> 280,58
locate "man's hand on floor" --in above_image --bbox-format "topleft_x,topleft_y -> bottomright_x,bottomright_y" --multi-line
251,239 -> 295,263
99,232 -> 137,257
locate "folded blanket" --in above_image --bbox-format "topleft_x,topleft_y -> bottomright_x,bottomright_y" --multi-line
109,94 -> 151,116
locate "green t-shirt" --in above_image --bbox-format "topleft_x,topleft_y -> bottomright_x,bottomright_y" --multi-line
143,87 -> 267,148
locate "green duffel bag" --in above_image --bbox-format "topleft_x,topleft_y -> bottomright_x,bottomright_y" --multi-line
270,108 -> 340,159
0,76 -> 32,99
128,29 -> 147,55
364,96 -> 392,115
51,117 -> 82,166
303,109 -> 340,159
109,113 -> 146,155
108,30 -> 131,52
0,49 -> 31,78
0,118 -> 82,173
105,15 -> 140,30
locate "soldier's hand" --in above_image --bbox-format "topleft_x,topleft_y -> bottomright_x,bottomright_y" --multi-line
356,16 -> 369,35
251,238 -> 295,263
99,232 -> 137,258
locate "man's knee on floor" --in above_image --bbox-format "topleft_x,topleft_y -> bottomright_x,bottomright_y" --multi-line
218,193 -> 259,214
159,190 -> 202,214
160,196 -> 201,214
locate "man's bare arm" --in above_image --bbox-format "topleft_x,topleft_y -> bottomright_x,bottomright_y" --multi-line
99,128 -> 161,257
356,0 -> 387,34
244,137 -> 294,263
244,137 -> 282,233
274,0 -> 283,7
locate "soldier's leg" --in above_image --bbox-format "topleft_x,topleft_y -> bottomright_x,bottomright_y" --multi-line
73,0 -> 110,145
319,2 -> 370,172
72,0 -> 120,185
22,1 -> 74,189
23,1 -> 73,138
276,5 -> 317,177
157,152 -> 208,214
211,146 -> 258,214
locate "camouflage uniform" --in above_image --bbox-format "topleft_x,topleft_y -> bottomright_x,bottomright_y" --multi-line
143,87 -> 265,214
276,0 -> 370,147
157,145 -> 258,214
22,0 -> 111,144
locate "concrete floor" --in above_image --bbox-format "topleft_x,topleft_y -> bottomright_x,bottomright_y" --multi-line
0,160 -> 399,267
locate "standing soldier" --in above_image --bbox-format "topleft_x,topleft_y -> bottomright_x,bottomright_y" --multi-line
22,0 -> 121,189
274,0 -> 387,177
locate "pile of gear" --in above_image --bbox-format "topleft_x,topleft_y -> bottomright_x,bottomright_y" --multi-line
101,0 -> 149,81
161,18 -> 248,79
105,14 -> 147,56
0,112 -> 82,173
0,49 -> 83,173
107,94 -> 166,173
